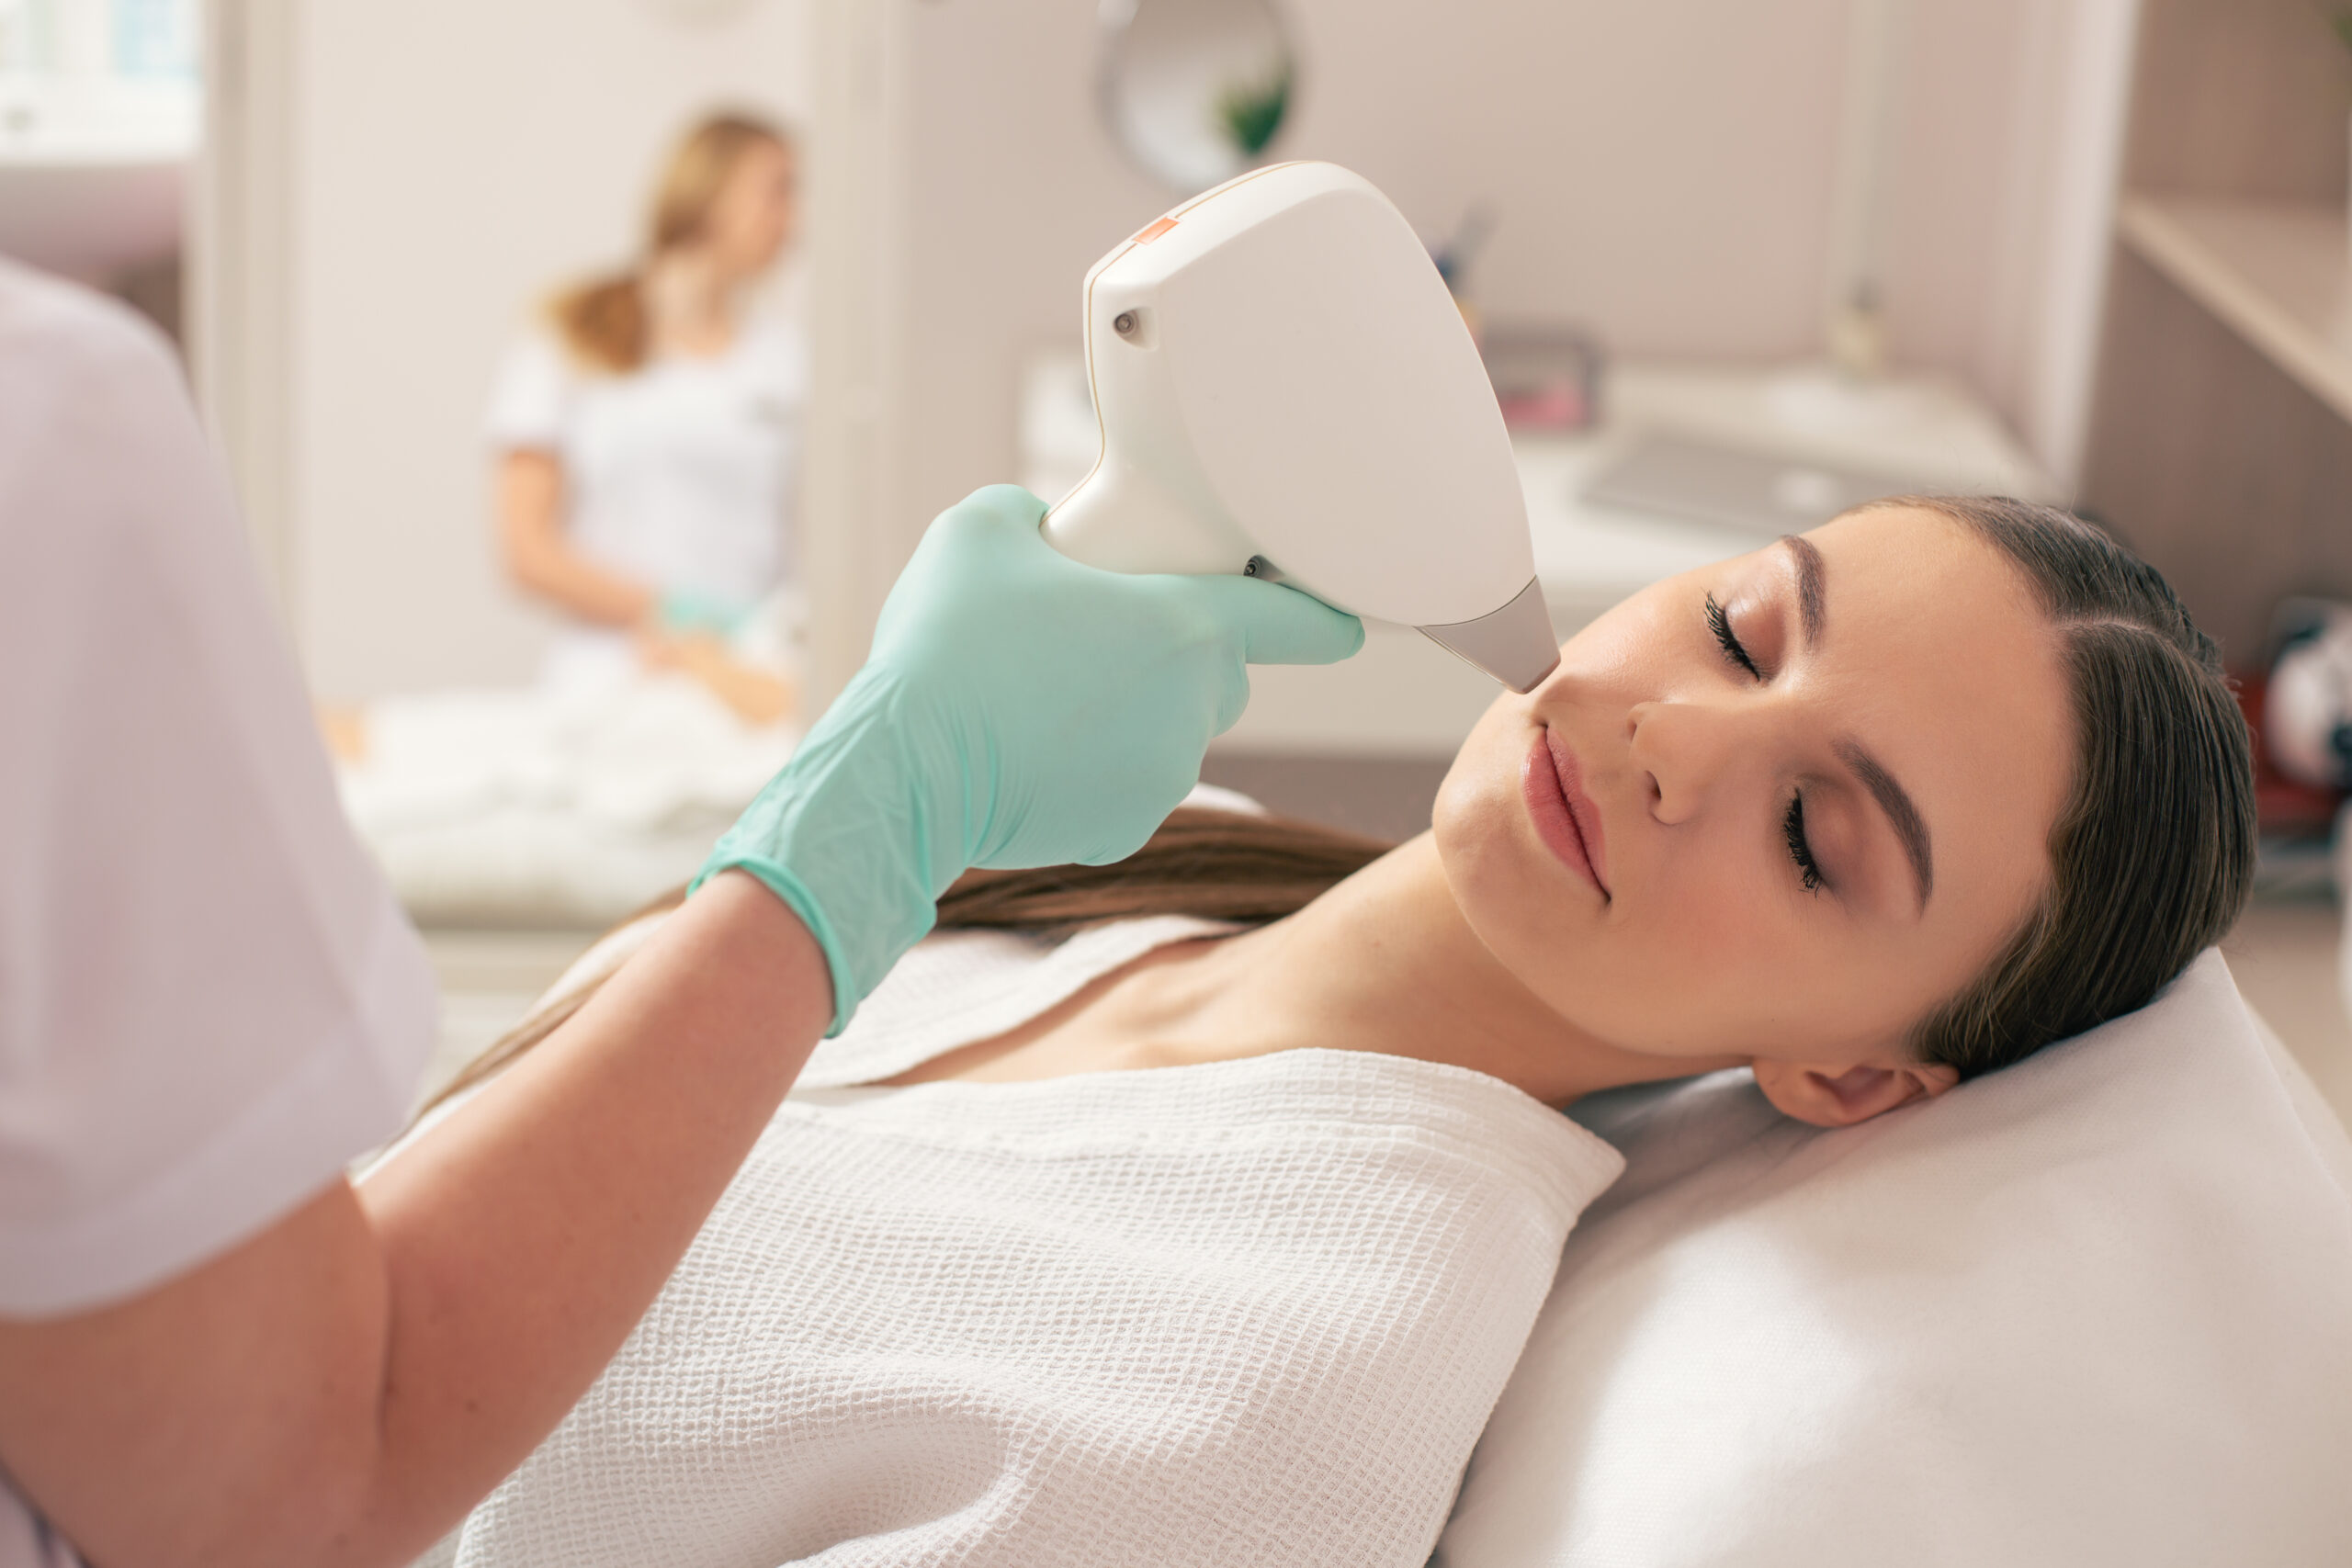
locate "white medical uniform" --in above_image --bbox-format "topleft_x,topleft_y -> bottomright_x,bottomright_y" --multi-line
485,316 -> 806,691
0,261 -> 437,1565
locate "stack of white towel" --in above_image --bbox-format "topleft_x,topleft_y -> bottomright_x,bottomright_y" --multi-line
336,677 -> 795,926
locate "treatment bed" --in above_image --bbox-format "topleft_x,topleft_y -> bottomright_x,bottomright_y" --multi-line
395,845 -> 2352,1565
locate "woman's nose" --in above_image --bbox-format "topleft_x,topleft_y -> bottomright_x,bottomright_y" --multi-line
1626,697 -> 1751,825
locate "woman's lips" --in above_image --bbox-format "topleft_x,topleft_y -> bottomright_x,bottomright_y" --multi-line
1521,730 -> 1611,897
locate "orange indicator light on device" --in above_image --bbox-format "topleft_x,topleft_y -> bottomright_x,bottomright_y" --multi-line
1132,217 -> 1178,243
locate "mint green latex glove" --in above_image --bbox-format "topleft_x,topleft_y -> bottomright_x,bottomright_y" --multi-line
696,484 -> 1363,1033
655,586 -> 753,638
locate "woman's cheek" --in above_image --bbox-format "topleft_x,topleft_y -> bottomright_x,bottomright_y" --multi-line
1563,575 -> 1695,676
1619,855 -> 1795,1006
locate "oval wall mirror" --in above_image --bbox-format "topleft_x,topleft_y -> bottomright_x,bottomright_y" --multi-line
1098,0 -> 1295,196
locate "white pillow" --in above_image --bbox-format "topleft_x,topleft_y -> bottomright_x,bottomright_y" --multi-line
1439,950 -> 2352,1567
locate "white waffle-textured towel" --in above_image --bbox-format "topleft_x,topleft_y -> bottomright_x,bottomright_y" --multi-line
429,922 -> 1622,1566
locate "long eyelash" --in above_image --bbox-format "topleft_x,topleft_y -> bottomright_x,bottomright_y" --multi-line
1705,593 -> 1763,681
1783,793 -> 1826,893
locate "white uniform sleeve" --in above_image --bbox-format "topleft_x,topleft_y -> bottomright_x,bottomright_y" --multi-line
0,262 -> 436,1317
483,329 -> 575,449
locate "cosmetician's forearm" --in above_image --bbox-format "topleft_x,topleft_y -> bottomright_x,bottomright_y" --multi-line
496,449 -> 657,628
349,870 -> 831,1553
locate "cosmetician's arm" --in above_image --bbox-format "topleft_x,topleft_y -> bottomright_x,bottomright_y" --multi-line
0,872 -> 828,1566
0,486 -> 1361,1568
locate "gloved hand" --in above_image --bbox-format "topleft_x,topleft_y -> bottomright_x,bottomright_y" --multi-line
697,484 -> 1363,1032
654,586 -> 753,639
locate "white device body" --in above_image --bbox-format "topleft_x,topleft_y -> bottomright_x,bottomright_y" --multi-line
1042,161 -> 1559,693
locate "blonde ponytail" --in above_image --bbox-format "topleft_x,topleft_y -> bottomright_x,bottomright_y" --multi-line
548,109 -> 792,374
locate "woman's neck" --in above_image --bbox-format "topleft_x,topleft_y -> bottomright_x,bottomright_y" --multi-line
904,834 -> 1745,1106
644,250 -> 741,360
1161,833 -> 1741,1105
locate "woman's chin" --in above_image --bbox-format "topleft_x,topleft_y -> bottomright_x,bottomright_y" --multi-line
1429,738 -> 1504,898
1434,750 -> 1562,947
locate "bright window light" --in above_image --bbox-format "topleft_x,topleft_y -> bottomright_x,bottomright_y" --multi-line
0,0 -> 198,164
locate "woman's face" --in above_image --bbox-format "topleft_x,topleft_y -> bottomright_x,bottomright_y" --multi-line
1433,505 -> 2075,1122
707,141 -> 797,279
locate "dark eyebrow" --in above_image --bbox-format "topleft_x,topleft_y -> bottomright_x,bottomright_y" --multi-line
1771,533 -> 1929,908
1836,738 -> 1934,909
1779,534 -> 1826,645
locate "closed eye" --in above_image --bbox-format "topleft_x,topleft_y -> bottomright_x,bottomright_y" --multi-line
1706,593 -> 1763,681
1784,792 -> 1826,893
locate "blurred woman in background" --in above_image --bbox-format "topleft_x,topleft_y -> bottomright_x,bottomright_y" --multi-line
490,111 -> 802,722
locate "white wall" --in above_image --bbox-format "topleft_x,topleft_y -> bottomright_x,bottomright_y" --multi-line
1880,0 -> 2141,489
890,0 -> 1851,542
289,0 -> 808,699
854,0 -> 2126,614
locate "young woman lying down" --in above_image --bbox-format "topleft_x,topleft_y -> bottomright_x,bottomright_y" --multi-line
394,493 -> 2253,1568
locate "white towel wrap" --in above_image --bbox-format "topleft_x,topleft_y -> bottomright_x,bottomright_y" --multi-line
432,1043 -> 1621,1566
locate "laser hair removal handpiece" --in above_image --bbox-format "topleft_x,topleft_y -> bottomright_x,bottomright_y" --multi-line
1042,161 -> 1560,694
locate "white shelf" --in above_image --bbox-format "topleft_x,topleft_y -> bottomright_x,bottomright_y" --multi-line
0,77 -> 197,164
1514,361 -> 2061,627
2117,195 -> 2352,426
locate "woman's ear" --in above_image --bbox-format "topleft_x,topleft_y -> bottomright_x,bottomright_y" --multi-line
1750,1057 -> 1960,1128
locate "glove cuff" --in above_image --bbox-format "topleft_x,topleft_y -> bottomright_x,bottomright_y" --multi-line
692,668 -> 962,1035
695,853 -> 921,1038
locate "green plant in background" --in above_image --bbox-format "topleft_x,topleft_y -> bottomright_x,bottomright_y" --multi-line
2319,2 -> 2352,55
1216,61 -> 1292,158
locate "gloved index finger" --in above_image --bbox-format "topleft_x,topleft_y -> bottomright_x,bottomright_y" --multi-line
1191,574 -> 1366,666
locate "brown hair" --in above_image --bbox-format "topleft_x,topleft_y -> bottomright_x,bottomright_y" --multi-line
550,111 -> 791,374
1887,495 -> 2256,1077
427,498 -> 2254,1111
422,809 -> 1391,1112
